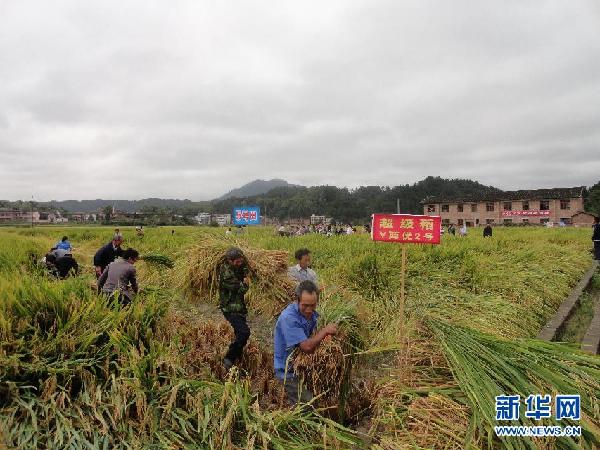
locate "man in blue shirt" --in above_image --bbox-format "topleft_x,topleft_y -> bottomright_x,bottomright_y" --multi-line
273,280 -> 337,406
55,236 -> 72,251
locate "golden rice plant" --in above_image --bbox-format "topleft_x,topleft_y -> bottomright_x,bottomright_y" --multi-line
176,236 -> 296,315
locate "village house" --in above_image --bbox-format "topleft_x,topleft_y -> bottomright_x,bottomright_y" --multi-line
310,214 -> 333,225
422,186 -> 587,226
0,209 -> 68,224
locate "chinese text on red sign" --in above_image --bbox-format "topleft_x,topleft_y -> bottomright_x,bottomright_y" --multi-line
371,214 -> 441,244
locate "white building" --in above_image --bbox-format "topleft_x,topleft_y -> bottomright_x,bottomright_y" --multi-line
212,214 -> 231,226
194,212 -> 212,225
310,214 -> 332,225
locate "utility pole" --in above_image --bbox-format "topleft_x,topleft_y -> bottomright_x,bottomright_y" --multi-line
397,198 -> 400,214
31,195 -> 34,228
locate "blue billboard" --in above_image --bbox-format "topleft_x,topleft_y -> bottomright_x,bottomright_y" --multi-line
233,206 -> 261,225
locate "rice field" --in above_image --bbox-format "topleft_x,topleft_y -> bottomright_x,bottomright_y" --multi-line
0,225 -> 599,449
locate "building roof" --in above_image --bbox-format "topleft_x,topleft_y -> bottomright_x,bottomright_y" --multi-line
571,211 -> 596,218
422,186 -> 585,204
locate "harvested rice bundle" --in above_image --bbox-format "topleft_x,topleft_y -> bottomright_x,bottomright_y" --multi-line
177,237 -> 296,315
427,319 -> 600,448
160,311 -> 286,408
292,337 -> 346,408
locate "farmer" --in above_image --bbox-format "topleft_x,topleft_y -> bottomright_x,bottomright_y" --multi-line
97,248 -> 139,306
41,251 -> 59,277
55,251 -> 79,279
288,248 -> 319,287
50,246 -> 69,260
273,280 -> 337,406
483,223 -> 493,238
93,234 -> 124,278
593,216 -> 600,260
219,247 -> 251,370
55,236 -> 72,251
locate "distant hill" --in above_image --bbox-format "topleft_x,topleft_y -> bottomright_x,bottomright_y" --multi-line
211,176 -> 504,222
217,179 -> 299,200
1,176 -> 509,221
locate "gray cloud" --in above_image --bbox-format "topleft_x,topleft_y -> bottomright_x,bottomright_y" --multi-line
1,0 -> 599,201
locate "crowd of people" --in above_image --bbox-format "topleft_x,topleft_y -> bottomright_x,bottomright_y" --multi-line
276,223 -> 364,237
35,217 -> 600,407
39,231 -> 332,407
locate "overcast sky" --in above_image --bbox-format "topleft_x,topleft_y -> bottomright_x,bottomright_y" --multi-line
1,1 -> 599,201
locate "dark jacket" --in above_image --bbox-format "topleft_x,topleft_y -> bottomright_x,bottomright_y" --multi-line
218,263 -> 249,314
593,223 -> 600,241
55,255 -> 79,278
93,242 -> 123,272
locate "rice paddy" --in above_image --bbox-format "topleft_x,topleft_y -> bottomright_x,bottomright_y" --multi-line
0,225 -> 598,449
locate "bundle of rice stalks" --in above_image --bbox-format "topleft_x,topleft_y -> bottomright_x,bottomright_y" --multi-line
140,253 -> 174,268
159,311 -> 286,409
293,337 -> 346,407
176,237 -> 296,315
427,319 -> 600,449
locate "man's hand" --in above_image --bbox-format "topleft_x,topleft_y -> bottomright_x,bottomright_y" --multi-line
243,277 -> 250,285
299,323 -> 338,354
322,323 -> 338,336
95,266 -> 102,276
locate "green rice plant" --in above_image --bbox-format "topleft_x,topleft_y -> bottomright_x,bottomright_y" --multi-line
427,319 -> 600,449
140,253 -> 174,269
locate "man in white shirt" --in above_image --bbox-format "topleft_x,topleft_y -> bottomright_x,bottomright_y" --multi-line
287,248 -> 319,287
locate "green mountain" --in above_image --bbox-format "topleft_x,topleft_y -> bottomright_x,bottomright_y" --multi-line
217,179 -> 299,200
211,176 -> 503,223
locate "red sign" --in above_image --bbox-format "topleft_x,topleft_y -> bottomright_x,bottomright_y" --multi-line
501,210 -> 551,217
371,214 -> 441,244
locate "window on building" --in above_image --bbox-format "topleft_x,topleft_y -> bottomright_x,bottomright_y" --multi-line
442,219 -> 450,225
540,218 -> 550,224
441,204 -> 449,212
560,217 -> 572,225
503,202 -> 512,211
522,219 -> 529,225
540,200 -> 550,210
475,219 -> 480,225
471,204 -> 477,212
427,205 -> 436,213
457,204 -> 464,212
486,219 -> 495,224
457,219 -> 464,226
522,201 -> 529,211
486,202 -> 494,212
560,200 -> 570,210
503,218 -> 513,225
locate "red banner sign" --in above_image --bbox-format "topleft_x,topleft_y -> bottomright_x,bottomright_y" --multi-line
501,210 -> 551,217
371,214 -> 441,244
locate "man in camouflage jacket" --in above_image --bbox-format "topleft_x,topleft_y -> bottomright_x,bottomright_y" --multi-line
219,247 -> 250,369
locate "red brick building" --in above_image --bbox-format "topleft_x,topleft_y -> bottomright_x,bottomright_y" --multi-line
422,187 -> 586,226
